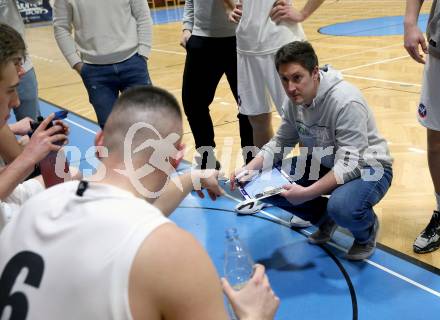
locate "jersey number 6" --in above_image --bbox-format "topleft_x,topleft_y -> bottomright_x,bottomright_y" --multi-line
0,251 -> 45,320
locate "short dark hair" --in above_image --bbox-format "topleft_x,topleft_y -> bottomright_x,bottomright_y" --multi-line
0,23 -> 26,78
104,86 -> 183,156
113,86 -> 182,120
275,41 -> 318,73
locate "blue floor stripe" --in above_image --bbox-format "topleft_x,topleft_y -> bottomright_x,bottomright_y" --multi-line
175,193 -> 440,319
34,99 -> 440,319
151,6 -> 183,24
319,14 -> 429,36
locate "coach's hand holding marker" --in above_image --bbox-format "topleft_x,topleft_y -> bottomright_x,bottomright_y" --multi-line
229,169 -> 263,191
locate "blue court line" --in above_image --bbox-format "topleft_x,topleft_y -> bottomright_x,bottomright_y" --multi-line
223,194 -> 440,297
26,6 -> 183,26
150,6 -> 183,25
175,194 -> 440,319
37,99 -> 440,319
319,14 -> 429,37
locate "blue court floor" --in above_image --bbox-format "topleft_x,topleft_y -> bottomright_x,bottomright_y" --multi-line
34,100 -> 440,319
151,6 -> 428,38
319,14 -> 429,37
150,6 -> 183,24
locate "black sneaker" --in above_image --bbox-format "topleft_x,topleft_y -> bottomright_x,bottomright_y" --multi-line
346,214 -> 379,261
308,219 -> 337,244
413,211 -> 440,254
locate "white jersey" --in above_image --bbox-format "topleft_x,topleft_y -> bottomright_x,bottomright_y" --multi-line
0,181 -> 171,320
236,0 -> 306,55
0,157 -> 45,231
0,178 -> 44,231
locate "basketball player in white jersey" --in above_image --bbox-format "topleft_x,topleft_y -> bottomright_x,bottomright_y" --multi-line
0,23 -> 69,229
223,0 -> 326,228
224,0 -> 325,148
0,86 -> 279,319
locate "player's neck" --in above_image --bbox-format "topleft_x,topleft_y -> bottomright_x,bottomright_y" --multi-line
90,160 -> 164,203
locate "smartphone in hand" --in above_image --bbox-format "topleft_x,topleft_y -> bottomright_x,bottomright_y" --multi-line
28,110 -> 70,188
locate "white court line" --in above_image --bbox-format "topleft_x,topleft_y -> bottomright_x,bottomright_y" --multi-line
342,74 -> 422,87
366,260 -> 440,298
152,48 -> 186,55
46,44 -> 435,297
321,43 -> 403,63
29,54 -> 55,63
65,111 -> 440,298
298,228 -> 440,298
408,147 -> 427,154
150,44 -> 418,88
65,118 -> 97,135
340,55 -> 410,72
222,193 -> 440,298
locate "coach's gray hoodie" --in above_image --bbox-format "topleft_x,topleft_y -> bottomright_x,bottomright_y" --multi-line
258,65 -> 393,183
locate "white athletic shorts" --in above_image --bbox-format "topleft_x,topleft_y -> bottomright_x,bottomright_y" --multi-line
419,55 -> 440,131
237,52 -> 286,116
0,178 -> 44,230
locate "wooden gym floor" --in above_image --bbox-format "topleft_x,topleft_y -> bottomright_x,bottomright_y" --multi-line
23,0 -> 440,268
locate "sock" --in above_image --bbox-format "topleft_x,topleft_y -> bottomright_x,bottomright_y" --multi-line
436,192 -> 440,212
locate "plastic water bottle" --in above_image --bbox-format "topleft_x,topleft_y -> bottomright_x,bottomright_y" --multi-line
224,228 -> 254,319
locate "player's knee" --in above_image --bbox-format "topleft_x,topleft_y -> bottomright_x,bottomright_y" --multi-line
327,195 -> 354,226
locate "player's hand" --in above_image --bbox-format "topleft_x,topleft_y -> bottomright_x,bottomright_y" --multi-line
279,183 -> 312,205
194,169 -> 225,201
53,119 -> 70,136
9,117 -> 33,136
18,135 -> 30,147
222,264 -> 280,320
180,29 -> 192,48
73,62 -> 84,75
270,0 -> 304,24
228,3 -> 242,24
404,23 -> 427,64
21,113 -> 69,165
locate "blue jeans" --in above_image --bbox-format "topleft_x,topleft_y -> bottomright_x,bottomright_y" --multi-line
80,53 -> 152,128
263,157 -> 393,243
15,68 -> 41,121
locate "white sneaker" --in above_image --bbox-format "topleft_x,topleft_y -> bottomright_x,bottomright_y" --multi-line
235,199 -> 266,215
290,215 -> 312,228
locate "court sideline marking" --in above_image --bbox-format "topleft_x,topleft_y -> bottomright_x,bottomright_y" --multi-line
47,103 -> 440,299
340,55 -> 410,72
64,118 -> 97,135
342,74 -> 421,87
221,192 -> 440,299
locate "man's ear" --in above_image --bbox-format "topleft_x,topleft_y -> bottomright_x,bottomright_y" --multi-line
312,66 -> 319,80
95,130 -> 104,147
94,130 -> 106,159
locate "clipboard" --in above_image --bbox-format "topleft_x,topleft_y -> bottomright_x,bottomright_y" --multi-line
237,166 -> 293,201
